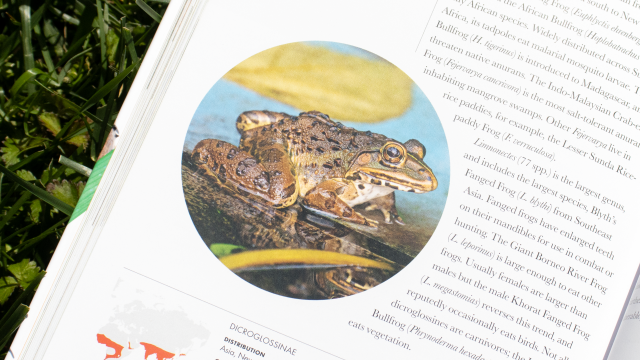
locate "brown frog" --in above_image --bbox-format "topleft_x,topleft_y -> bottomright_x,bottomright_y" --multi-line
192,110 -> 437,227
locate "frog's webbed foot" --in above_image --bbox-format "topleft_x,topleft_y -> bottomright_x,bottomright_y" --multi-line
302,180 -> 378,228
364,192 -> 405,225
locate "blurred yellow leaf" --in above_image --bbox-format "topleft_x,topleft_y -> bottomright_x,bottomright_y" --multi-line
224,43 -> 413,122
219,248 -> 395,272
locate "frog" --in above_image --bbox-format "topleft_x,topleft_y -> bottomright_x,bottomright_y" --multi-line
191,110 -> 437,227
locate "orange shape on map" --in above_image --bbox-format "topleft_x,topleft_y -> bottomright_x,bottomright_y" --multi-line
97,334 -> 124,359
140,342 -> 175,360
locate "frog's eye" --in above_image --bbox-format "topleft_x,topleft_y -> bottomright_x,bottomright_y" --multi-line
381,142 -> 406,165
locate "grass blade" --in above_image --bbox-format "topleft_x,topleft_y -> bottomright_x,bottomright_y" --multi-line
34,23 -> 55,73
19,0 -> 36,95
9,68 -> 45,97
0,183 -> 18,209
17,216 -> 69,253
0,192 -> 31,232
0,272 -> 45,348
135,0 -> 161,22
47,5 -> 80,25
96,0 -> 107,88
0,223 -> 37,245
97,17 -> 127,148
59,155 -> 92,176
78,60 -> 138,114
56,45 -> 97,83
6,151 -> 45,173
56,34 -> 90,68
0,164 -> 74,216
29,1 -> 48,29
42,18 -> 64,57
0,304 -> 29,350
0,273 -> 44,329
0,87 -> 5,116
0,32 -> 20,64
123,25 -> 138,63
70,1 -> 96,45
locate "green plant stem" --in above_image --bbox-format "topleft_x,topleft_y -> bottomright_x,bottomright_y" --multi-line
19,0 -> 35,95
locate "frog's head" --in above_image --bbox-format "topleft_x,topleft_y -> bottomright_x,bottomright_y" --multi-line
347,139 -> 437,193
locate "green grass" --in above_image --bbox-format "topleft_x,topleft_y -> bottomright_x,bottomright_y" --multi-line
0,0 -> 166,355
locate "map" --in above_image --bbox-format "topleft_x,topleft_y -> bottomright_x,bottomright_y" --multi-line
95,276 -> 210,359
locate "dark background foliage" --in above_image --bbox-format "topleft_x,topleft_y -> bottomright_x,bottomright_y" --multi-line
0,0 -> 165,355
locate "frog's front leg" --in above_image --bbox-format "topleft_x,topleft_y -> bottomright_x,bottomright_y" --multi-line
301,180 -> 378,227
192,139 -> 298,208
364,192 -> 405,225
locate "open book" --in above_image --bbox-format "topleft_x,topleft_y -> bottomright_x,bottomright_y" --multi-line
9,0 -> 640,359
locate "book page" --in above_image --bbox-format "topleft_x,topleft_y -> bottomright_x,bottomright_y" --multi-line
607,267 -> 640,359
19,0 -> 640,359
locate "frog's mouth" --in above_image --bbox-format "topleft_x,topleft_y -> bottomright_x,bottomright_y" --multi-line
356,170 -> 437,193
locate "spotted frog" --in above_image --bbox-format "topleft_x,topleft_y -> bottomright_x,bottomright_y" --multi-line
192,110 -> 437,227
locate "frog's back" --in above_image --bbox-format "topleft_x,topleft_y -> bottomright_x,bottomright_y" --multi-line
237,111 -> 395,193
239,110 -> 387,152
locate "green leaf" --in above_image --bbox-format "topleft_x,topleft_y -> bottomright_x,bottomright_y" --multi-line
16,170 -> 36,181
0,277 -> 18,306
64,120 -> 90,148
30,199 -> 42,222
38,112 -> 62,135
46,179 -> 84,207
8,259 -> 42,289
0,163 -> 75,216
40,168 -> 52,185
1,137 -> 46,167
106,28 -> 120,65
67,133 -> 89,148
77,181 -> 85,196
1,138 -> 20,166
38,112 -> 88,150
136,0 -> 162,22
210,243 -> 245,257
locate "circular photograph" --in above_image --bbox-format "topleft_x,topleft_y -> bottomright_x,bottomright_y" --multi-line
181,41 -> 449,299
